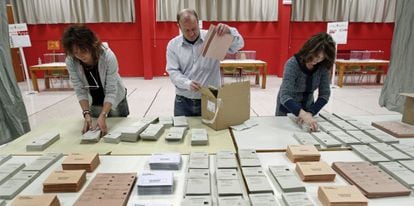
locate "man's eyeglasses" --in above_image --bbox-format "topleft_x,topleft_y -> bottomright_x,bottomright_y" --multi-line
82,71 -> 100,90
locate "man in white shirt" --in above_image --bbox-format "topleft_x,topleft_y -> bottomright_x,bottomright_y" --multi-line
166,8 -> 244,116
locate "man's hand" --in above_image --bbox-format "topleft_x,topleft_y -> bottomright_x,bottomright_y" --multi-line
82,114 -> 93,134
298,110 -> 318,132
216,23 -> 230,36
190,81 -> 201,91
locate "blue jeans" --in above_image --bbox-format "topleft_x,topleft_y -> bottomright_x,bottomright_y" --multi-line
174,95 -> 201,116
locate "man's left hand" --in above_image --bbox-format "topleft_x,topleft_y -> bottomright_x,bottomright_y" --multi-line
216,23 -> 230,36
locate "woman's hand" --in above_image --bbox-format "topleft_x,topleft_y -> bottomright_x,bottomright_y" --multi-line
82,114 -> 93,134
298,110 -> 318,132
96,113 -> 108,136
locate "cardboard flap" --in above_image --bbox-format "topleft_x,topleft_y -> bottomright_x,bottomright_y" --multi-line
200,87 -> 217,99
218,81 -> 250,99
400,93 -> 414,98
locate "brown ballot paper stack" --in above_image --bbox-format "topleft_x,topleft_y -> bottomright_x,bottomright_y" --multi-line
372,121 -> 414,138
332,161 -> 411,198
318,186 -> 368,206
11,194 -> 60,206
43,170 -> 87,192
295,161 -> 336,181
200,24 -> 234,61
62,153 -> 100,172
286,145 -> 321,163
74,173 -> 137,206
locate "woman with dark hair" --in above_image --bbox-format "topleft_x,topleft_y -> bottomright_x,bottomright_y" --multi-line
276,32 -> 336,131
62,25 -> 129,136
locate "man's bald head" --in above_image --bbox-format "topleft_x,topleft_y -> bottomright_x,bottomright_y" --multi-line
176,8 -> 199,24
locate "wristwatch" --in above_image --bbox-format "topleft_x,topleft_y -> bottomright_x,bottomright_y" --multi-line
82,110 -> 90,117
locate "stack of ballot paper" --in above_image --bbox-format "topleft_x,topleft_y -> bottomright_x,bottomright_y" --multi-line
74,173 -> 136,206
188,152 -> 209,169
249,193 -> 278,206
216,151 -> 238,169
149,153 -> 182,170
43,170 -> 86,192
318,186 -> 368,206
268,165 -> 306,193
119,125 -> 146,142
332,161 -> 411,198
81,129 -> 101,144
286,145 -> 320,162
238,149 -> 261,167
103,131 -> 122,144
140,124 -> 164,140
0,163 -> 25,185
26,132 -> 60,151
216,169 -> 243,196
165,127 -> 187,141
282,192 -> 315,206
181,196 -> 212,206
218,196 -> 249,206
184,169 -> 211,196
137,171 -> 174,195
295,161 -> 336,181
0,170 -> 39,199
0,154 -> 11,165
23,153 -> 63,172
173,116 -> 188,127
159,116 -> 173,128
11,194 -> 60,206
62,153 -> 100,172
191,128 -> 208,145
241,167 -> 273,193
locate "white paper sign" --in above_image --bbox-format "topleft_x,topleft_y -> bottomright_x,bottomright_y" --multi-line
327,21 -> 348,45
9,23 -> 32,48
207,100 -> 216,113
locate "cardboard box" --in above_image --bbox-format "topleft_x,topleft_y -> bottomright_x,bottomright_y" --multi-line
318,186 -> 367,206
12,194 -> 60,206
62,153 -> 100,172
401,93 -> 414,125
201,81 -> 250,130
295,161 -> 336,181
286,145 -> 320,163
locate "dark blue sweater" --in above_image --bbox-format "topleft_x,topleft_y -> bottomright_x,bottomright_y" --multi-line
276,55 -> 331,116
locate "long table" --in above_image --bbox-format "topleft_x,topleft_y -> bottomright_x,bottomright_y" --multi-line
29,62 -> 68,92
220,59 -> 268,89
3,151 -> 414,206
335,59 -> 389,87
0,117 -> 236,155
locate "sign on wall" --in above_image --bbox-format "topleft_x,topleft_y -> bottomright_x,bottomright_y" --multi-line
9,23 -> 31,48
327,21 -> 348,45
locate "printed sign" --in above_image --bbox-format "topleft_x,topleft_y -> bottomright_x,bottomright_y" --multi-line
327,21 -> 348,45
9,23 -> 31,48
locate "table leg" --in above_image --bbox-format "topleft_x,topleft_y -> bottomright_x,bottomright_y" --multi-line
255,67 -> 260,85
337,64 -> 345,87
30,69 -> 39,92
262,63 -> 267,89
45,70 -> 50,89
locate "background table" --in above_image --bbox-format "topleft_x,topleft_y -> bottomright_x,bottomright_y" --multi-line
335,59 -> 389,87
220,59 -> 268,89
29,62 -> 67,91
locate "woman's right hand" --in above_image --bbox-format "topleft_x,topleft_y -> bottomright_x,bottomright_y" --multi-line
298,110 -> 318,132
82,114 -> 93,134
